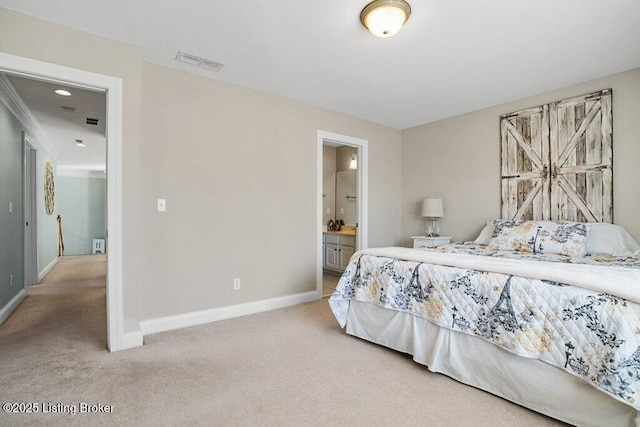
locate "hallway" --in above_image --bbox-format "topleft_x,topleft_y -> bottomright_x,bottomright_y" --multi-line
0,254 -> 107,350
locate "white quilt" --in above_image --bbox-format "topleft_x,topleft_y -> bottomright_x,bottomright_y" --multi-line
329,245 -> 640,410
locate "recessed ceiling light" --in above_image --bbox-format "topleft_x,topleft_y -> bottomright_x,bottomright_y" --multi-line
75,139 -> 86,147
55,89 -> 72,96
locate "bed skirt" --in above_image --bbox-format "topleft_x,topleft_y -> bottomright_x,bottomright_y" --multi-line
345,300 -> 638,427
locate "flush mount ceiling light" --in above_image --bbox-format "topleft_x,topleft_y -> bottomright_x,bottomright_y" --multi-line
360,0 -> 411,38
75,139 -> 86,147
55,89 -> 71,96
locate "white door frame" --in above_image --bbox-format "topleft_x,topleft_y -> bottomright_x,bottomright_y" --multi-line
316,130 -> 368,299
0,52 -> 125,351
23,132 -> 38,287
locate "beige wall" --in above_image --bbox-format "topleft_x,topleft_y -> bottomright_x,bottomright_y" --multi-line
401,67 -> 640,244
138,64 -> 402,319
336,146 -> 357,172
0,9 -> 402,322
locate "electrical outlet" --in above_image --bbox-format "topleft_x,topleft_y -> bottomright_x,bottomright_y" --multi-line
326,208 -> 330,215
9,274 -> 13,286
9,202 -> 13,213
233,278 -> 241,290
157,199 -> 167,212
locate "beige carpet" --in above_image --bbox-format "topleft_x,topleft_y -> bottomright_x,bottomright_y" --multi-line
0,255 -> 565,426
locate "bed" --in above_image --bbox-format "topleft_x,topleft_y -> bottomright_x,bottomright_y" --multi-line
329,220 -> 640,426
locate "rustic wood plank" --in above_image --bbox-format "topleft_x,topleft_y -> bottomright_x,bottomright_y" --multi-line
557,104 -> 569,220
557,164 -> 609,174
504,120 -> 543,169
586,101 -> 602,222
531,112 -> 543,220
575,104 -> 587,222
549,102 -> 560,221
557,176 -> 598,222
517,116 -> 533,219
601,91 -> 613,222
514,180 -> 542,220
541,105 -> 550,220
565,106 -> 577,220
500,118 -> 509,219
507,118 -> 518,219
557,103 -> 601,166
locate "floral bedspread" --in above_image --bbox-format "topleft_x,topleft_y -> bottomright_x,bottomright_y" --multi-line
330,244 -> 640,409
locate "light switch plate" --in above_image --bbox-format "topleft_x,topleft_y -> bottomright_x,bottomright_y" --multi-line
157,199 -> 166,212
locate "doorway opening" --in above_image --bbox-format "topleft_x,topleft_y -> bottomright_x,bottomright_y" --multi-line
316,130 -> 368,299
23,134 -> 38,286
0,52 -> 127,351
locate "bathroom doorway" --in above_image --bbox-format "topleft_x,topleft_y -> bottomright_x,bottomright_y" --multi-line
316,130 -> 368,299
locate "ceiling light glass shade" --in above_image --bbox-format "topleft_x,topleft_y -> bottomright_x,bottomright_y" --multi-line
361,0 -> 411,38
55,89 -> 71,96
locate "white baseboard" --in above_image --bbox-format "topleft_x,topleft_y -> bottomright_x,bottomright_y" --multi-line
38,256 -> 59,282
140,290 -> 319,336
0,288 -> 27,326
120,316 -> 143,350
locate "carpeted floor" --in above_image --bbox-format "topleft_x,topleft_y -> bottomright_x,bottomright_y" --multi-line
0,255 -> 565,426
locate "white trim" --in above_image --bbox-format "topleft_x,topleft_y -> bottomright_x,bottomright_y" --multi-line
0,73 -> 60,158
23,134 -> 38,287
316,130 -> 369,299
37,256 -> 59,283
0,289 -> 27,326
121,317 -> 143,350
0,52 -> 130,351
140,291 -> 318,336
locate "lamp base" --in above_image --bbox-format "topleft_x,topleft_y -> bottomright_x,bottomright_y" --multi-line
425,218 -> 440,237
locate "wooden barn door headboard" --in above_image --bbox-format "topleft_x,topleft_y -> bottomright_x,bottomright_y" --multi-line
500,89 -> 612,222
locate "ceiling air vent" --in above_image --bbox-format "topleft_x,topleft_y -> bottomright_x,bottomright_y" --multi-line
175,51 -> 224,72
85,117 -> 99,126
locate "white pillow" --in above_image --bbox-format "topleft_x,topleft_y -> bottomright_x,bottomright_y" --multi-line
474,222 -> 495,245
586,223 -> 640,255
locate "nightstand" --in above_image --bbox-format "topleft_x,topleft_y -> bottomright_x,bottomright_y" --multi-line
411,236 -> 452,249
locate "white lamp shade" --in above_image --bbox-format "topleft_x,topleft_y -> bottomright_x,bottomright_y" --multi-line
421,198 -> 444,218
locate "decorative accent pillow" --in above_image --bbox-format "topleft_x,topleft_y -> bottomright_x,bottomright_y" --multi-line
488,220 -> 589,257
473,221 -> 495,245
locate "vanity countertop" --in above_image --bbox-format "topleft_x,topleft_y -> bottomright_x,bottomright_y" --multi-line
323,228 -> 357,236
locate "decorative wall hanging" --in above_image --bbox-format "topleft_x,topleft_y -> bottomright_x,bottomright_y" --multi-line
500,89 -> 612,223
44,162 -> 55,215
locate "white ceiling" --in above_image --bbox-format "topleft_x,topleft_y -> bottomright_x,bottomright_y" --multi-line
6,74 -> 106,176
1,1 -> 639,129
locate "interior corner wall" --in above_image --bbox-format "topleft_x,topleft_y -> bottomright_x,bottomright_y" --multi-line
0,7 -> 143,318
139,62 -> 402,320
0,101 -> 25,308
400,67 -> 640,244
336,146 -> 357,172
57,177 -> 106,255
